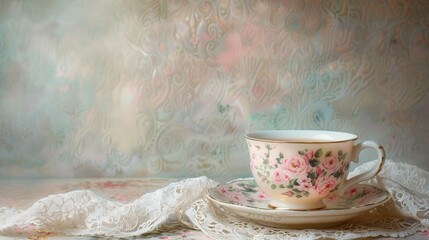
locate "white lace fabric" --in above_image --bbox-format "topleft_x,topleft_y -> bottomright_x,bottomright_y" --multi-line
0,160 -> 428,239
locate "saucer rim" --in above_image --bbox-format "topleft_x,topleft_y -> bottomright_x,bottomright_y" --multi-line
207,193 -> 391,228
207,192 -> 391,217
207,178 -> 391,213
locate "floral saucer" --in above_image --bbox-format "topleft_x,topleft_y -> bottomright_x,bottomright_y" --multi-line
207,179 -> 391,228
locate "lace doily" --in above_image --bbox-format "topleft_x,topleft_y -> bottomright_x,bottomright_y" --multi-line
0,160 -> 428,239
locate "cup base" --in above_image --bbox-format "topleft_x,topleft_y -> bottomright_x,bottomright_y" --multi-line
268,199 -> 326,211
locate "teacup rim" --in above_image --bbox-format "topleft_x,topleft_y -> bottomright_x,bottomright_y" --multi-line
244,130 -> 358,144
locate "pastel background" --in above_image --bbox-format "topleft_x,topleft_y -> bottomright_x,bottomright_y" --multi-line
0,0 -> 428,178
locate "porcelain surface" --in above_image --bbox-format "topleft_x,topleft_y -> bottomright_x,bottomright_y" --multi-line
207,179 -> 391,228
246,132 -> 354,209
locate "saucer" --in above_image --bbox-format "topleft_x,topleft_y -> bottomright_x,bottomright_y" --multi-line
206,179 -> 391,228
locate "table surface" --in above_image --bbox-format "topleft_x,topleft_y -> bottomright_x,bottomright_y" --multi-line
0,178 -> 427,240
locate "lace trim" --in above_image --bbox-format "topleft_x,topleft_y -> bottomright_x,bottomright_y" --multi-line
0,161 -> 427,239
186,199 -> 424,239
0,176 -> 217,238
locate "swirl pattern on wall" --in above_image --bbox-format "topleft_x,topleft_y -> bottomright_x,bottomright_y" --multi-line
0,0 -> 428,177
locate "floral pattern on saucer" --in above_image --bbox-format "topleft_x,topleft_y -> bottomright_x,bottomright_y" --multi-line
209,179 -> 389,210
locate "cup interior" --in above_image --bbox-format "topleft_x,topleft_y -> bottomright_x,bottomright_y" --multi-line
245,130 -> 357,143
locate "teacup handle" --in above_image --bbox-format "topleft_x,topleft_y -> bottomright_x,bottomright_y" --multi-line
339,141 -> 386,195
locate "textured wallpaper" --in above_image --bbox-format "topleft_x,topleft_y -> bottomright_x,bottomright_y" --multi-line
0,0 -> 428,178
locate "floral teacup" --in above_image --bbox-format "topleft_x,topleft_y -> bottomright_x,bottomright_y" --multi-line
245,130 -> 385,210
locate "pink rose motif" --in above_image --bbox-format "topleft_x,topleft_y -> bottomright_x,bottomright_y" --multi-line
256,191 -> 268,200
322,156 -> 338,173
344,186 -> 359,198
324,194 -> 338,202
299,178 -> 312,191
282,191 -> 294,197
218,186 -> 229,196
15,224 -> 38,233
281,156 -> 308,174
97,181 -> 128,189
229,191 -> 245,204
315,176 -> 337,195
421,230 -> 429,237
305,150 -> 314,160
273,169 -> 289,184
316,166 -> 323,176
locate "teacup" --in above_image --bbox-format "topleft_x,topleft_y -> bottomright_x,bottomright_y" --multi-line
245,130 -> 385,210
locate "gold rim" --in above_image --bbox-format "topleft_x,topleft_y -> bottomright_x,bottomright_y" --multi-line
244,130 -> 358,144
207,192 -> 391,212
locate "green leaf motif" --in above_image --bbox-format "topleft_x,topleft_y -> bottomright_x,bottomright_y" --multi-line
333,170 -> 343,178
315,148 -> 323,158
307,171 -> 316,180
292,188 -> 301,193
247,181 -> 257,187
279,153 -> 284,158
325,151 -> 332,157
308,171 -> 317,185
266,145 -> 272,150
309,159 -> 320,167
292,179 -> 300,186
271,184 -> 276,189
243,187 -> 257,193
298,150 -> 305,156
